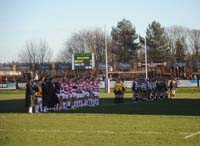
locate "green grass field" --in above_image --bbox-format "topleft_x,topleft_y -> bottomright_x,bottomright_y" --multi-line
0,89 -> 200,146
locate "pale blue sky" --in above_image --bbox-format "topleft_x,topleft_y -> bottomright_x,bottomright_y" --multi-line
0,0 -> 200,62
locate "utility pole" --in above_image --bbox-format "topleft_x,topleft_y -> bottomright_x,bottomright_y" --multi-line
104,25 -> 110,93
145,36 -> 148,79
105,26 -> 108,81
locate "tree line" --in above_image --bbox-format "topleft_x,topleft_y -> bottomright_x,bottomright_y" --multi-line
18,19 -> 200,70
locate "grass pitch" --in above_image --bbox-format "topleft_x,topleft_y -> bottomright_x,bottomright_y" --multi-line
0,90 -> 200,146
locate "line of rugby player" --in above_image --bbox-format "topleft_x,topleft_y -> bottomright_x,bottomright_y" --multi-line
34,78 -> 100,113
57,80 -> 100,110
132,79 -> 169,102
34,77 -> 170,112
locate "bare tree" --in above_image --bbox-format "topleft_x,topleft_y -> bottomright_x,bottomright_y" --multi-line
165,25 -> 192,65
188,29 -> 200,61
18,40 -> 52,63
84,28 -> 112,64
57,32 -> 86,62
37,40 -> 52,63
19,40 -> 37,64
165,25 -> 190,53
57,28 -> 111,64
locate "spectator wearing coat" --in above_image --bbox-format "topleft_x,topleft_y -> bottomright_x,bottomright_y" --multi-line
42,77 -> 48,112
25,77 -> 35,113
47,77 -> 59,110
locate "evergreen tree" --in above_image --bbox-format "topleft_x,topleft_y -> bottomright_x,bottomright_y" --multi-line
111,19 -> 139,63
146,21 -> 169,62
175,37 -> 187,61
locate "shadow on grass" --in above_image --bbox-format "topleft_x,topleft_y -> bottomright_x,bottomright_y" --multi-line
0,98 -> 200,116
0,99 -> 27,113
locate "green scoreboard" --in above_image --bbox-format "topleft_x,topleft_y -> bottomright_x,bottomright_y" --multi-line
72,53 -> 95,70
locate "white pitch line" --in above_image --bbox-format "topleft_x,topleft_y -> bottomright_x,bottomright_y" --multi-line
0,128 -> 190,135
184,131 -> 200,139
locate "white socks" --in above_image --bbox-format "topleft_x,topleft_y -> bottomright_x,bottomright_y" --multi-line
28,107 -> 33,113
